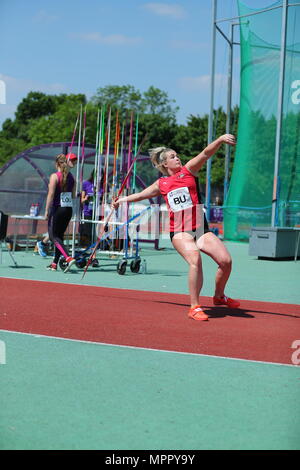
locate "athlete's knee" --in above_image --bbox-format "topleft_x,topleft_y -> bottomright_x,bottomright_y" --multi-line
188,252 -> 201,270
218,254 -> 232,271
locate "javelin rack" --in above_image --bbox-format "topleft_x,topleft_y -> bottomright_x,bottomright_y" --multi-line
68,205 -> 154,275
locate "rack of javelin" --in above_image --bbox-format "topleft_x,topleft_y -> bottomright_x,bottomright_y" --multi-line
66,105 -> 160,272
70,204 -> 156,275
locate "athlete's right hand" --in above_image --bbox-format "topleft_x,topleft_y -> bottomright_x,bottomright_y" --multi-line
111,197 -> 119,210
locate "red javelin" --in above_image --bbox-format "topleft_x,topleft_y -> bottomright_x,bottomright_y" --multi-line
81,133 -> 148,280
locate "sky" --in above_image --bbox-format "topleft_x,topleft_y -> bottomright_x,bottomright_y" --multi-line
0,0 -> 276,128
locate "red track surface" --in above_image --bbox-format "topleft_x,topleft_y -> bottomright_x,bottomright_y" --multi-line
1,277 -> 299,364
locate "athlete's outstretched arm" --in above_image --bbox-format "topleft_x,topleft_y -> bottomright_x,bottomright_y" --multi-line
112,181 -> 161,209
186,134 -> 236,176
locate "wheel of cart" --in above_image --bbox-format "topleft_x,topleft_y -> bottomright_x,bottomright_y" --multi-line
130,257 -> 141,273
91,258 -> 100,267
58,253 -> 89,270
117,259 -> 127,275
75,256 -> 87,269
76,256 -> 100,269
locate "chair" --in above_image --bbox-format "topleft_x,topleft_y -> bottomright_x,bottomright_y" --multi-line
0,211 -> 18,267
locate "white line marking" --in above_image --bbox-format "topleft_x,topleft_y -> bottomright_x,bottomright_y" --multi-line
0,329 -> 297,368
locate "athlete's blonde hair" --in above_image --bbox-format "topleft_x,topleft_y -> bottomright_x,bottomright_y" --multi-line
149,146 -> 174,176
55,154 -> 69,191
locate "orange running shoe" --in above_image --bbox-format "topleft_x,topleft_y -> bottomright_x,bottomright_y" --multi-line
213,295 -> 240,309
47,262 -> 57,271
188,305 -> 208,321
64,257 -> 76,273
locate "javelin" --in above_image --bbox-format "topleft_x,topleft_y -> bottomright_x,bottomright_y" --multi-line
68,111 -> 80,156
81,132 -> 148,280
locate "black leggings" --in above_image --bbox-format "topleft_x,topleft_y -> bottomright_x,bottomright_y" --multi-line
48,206 -> 72,264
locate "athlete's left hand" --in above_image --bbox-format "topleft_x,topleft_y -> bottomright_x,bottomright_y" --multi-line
220,134 -> 236,146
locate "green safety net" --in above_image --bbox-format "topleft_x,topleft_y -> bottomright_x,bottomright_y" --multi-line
224,0 -> 300,240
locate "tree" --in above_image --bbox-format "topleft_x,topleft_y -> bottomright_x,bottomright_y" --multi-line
15,91 -> 57,124
141,86 -> 179,120
27,94 -> 87,146
1,118 -> 18,139
0,134 -> 27,167
92,84 -> 179,122
92,85 -> 142,116
91,84 -> 179,161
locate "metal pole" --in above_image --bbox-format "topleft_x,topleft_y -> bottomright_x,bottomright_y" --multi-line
271,0 -> 288,227
216,4 -> 282,24
224,22 -> 234,203
216,3 -> 300,24
206,0 -> 217,220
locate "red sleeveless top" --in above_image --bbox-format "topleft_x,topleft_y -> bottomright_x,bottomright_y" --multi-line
158,165 -> 202,232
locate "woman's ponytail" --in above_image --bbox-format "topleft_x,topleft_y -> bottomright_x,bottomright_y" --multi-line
55,154 -> 69,190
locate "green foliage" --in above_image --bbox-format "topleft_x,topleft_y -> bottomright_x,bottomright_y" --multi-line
91,84 -> 179,121
0,134 -> 27,167
141,86 -> 179,120
0,86 -> 239,188
15,91 -> 56,124
27,94 -> 88,146
92,84 -> 142,115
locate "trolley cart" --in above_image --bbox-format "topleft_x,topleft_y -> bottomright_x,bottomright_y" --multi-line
59,205 -> 153,274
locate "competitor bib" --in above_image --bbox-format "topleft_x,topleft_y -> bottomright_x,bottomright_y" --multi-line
167,187 -> 193,212
60,192 -> 73,207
